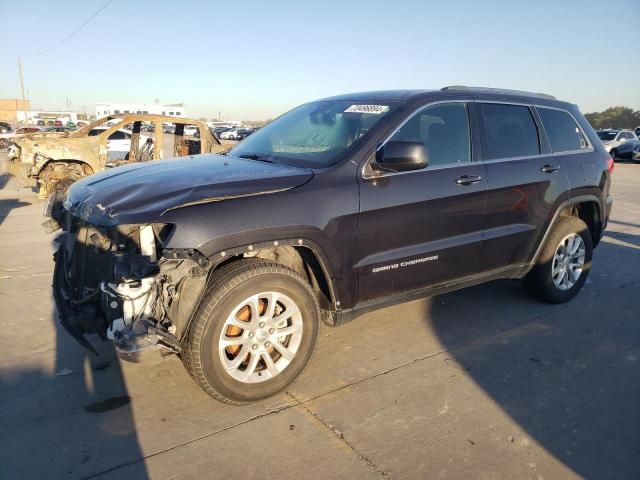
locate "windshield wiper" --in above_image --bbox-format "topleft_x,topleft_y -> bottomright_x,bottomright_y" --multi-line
237,153 -> 276,163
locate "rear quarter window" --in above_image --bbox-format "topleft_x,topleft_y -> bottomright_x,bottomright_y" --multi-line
537,108 -> 590,152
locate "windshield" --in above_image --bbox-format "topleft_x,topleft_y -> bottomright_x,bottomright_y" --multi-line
597,131 -> 617,141
227,101 -> 396,167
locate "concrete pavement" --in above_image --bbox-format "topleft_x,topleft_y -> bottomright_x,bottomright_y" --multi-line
0,156 -> 638,479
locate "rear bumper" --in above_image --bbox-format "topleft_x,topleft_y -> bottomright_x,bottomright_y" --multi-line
601,194 -> 614,240
604,194 -> 613,228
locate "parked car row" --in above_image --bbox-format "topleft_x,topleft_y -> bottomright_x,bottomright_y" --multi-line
596,128 -> 640,162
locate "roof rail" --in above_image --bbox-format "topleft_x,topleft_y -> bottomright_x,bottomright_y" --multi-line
441,85 -> 556,100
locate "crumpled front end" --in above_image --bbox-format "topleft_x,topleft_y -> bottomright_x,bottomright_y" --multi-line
52,213 -> 209,361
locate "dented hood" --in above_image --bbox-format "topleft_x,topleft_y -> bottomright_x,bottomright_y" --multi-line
64,154 -> 314,226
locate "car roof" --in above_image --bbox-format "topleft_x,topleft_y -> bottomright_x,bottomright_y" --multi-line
316,86 -> 571,109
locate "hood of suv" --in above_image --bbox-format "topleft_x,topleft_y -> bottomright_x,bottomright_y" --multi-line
64,154 -> 314,226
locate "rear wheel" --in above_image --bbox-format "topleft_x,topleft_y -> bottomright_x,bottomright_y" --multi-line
523,216 -> 593,304
182,259 -> 320,404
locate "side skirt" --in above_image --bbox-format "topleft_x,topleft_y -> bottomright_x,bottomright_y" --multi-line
335,263 -> 528,325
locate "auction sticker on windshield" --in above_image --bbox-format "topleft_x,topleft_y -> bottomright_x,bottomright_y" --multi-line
344,105 -> 390,114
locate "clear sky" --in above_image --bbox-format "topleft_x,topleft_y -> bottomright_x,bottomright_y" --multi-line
0,0 -> 638,120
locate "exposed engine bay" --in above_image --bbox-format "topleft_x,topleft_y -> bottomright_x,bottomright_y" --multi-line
53,216 -> 209,359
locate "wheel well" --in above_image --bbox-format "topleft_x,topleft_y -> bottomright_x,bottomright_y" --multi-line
39,160 -> 94,178
559,201 -> 601,246
213,245 -> 336,319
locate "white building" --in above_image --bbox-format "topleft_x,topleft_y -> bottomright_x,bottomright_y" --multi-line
95,102 -> 186,118
16,110 -> 78,124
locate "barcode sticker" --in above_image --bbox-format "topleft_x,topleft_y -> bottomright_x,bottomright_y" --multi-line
344,105 -> 389,114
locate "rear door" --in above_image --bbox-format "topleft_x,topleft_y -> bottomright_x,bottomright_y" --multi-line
357,101 -> 487,303
479,102 -> 570,271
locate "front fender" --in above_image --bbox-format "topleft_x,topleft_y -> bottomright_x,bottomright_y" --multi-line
195,230 -> 347,308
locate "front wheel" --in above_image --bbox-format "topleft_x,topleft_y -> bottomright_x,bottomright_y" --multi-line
523,216 -> 593,304
182,259 -> 320,404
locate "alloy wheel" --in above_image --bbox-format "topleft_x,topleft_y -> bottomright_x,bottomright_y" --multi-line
552,233 -> 586,290
218,291 -> 303,383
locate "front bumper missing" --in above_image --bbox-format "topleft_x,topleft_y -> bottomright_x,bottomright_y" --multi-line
52,242 -> 181,359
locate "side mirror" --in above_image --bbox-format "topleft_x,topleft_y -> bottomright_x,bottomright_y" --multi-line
375,141 -> 428,172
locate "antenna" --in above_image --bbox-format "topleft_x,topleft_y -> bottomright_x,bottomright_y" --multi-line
17,57 -> 27,123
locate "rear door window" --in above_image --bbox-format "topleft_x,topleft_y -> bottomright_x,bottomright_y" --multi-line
537,107 -> 590,152
480,103 -> 540,159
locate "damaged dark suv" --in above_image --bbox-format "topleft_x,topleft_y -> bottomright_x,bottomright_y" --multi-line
51,87 -> 614,404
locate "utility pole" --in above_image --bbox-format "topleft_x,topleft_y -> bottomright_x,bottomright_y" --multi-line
17,56 -> 27,124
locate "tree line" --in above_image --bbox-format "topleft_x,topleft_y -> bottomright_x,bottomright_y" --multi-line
584,107 -> 640,130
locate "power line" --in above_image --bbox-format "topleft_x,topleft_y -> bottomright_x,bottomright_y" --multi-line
23,0 -> 114,58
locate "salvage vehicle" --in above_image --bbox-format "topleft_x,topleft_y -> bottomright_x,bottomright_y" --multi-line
7,114 -> 226,198
0,126 -> 43,149
50,87 -> 613,404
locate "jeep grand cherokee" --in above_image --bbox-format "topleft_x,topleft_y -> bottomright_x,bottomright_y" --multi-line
49,86 -> 613,404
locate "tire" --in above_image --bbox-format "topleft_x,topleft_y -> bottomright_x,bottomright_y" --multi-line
182,258 -> 320,404
523,216 -> 593,304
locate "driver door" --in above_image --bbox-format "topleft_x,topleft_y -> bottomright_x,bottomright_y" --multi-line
356,101 -> 487,303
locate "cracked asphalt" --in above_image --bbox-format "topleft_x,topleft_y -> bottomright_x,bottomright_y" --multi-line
1,154 -> 638,479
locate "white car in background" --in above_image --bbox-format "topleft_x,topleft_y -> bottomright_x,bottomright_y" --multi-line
219,128 -> 240,140
88,126 -> 150,161
183,125 -> 199,137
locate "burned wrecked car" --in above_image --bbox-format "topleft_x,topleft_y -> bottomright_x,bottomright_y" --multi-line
50,88 -> 612,405
7,114 -> 226,198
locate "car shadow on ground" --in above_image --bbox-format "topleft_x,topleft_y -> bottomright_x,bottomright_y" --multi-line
0,173 -> 11,189
0,249 -> 149,479
0,328 -> 149,479
0,198 -> 30,226
426,235 -> 640,479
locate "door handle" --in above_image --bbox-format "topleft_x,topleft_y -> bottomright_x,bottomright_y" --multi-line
456,174 -> 482,186
541,164 -> 561,173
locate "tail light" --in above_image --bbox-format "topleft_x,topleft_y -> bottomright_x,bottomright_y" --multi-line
606,157 -> 614,173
